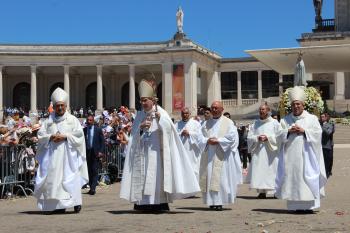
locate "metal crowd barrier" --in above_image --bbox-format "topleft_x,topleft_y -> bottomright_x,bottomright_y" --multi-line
0,144 -> 35,199
98,144 -> 124,183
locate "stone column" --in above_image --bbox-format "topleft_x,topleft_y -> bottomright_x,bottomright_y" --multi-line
237,71 -> 242,105
162,62 -> 173,113
74,74 -> 80,109
128,64 -> 136,110
30,65 -> 37,113
207,70 -> 221,107
185,60 -> 198,115
334,72 -> 345,100
279,73 -> 283,96
258,70 -> 263,101
0,66 -> 3,121
96,65 -> 103,111
63,65 -> 70,110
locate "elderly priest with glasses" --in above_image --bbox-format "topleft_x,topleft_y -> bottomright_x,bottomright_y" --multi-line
275,86 -> 327,213
34,87 -> 88,214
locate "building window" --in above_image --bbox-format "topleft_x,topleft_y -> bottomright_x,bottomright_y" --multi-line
13,82 -> 30,111
242,71 -> 258,99
121,82 -> 140,110
221,72 -> 237,99
283,74 -> 294,86
86,82 -> 106,110
262,70 -> 279,98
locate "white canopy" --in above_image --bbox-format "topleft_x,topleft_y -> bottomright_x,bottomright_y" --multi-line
246,44 -> 350,74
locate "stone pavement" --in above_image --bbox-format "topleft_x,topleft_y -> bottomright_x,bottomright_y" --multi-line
0,148 -> 350,233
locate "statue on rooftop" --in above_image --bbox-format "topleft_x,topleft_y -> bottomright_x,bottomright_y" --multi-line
176,6 -> 184,33
313,0 -> 323,26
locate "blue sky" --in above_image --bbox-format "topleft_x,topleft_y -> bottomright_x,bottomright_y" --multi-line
0,0 -> 334,57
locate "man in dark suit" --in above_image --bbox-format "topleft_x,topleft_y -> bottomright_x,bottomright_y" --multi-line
83,114 -> 105,195
320,112 -> 335,178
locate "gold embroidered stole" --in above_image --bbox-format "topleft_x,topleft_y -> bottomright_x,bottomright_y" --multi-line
200,116 -> 230,192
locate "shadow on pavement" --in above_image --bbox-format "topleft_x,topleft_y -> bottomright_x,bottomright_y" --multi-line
19,211 -> 76,215
251,208 -> 298,214
236,195 -> 258,200
177,207 -> 232,211
107,210 -> 194,215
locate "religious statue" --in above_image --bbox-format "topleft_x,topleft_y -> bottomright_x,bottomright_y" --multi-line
313,0 -> 323,27
176,6 -> 184,33
294,53 -> 307,87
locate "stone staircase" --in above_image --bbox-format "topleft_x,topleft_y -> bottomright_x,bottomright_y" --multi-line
334,124 -> 350,144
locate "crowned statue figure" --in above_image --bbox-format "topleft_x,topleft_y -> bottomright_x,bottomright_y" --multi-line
176,6 -> 184,33
294,53 -> 307,87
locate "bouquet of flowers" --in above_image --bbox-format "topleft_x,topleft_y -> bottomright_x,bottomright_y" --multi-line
279,86 -> 324,117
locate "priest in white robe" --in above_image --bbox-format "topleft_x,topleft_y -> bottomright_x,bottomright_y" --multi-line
34,88 -> 88,214
275,86 -> 327,213
120,77 -> 200,212
175,107 -> 202,182
247,104 -> 282,198
199,101 -> 241,211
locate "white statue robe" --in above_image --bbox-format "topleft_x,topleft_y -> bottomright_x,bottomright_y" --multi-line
175,118 -> 202,181
247,116 -> 282,193
34,112 -> 88,211
199,116 -> 241,206
275,111 -> 327,210
120,106 -> 200,205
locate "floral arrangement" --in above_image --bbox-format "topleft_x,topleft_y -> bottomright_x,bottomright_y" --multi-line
279,86 -> 324,117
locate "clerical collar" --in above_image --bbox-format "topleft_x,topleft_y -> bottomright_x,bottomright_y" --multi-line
259,116 -> 272,123
292,110 -> 307,121
212,116 -> 221,120
144,105 -> 156,114
53,111 -> 68,123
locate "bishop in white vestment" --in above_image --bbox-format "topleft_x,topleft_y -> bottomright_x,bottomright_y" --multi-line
175,107 -> 202,181
34,88 -> 88,214
199,101 -> 241,211
120,78 -> 200,211
275,86 -> 327,212
247,104 -> 282,198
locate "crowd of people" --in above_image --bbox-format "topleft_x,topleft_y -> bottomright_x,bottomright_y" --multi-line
0,83 -> 335,215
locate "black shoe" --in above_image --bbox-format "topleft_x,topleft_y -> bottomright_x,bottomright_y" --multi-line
209,205 -> 215,209
159,203 -> 170,211
214,205 -> 223,211
257,193 -> 267,199
88,190 -> 96,195
74,205 -> 81,213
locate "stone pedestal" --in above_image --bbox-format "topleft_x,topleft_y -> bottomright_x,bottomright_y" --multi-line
173,32 -> 186,40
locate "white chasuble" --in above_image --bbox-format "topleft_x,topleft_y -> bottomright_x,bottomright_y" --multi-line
275,111 -> 327,210
34,112 -> 88,211
247,117 -> 282,192
199,116 -> 241,206
120,106 -> 200,205
175,118 -> 202,181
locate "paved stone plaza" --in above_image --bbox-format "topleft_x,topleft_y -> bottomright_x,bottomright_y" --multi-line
0,147 -> 349,233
